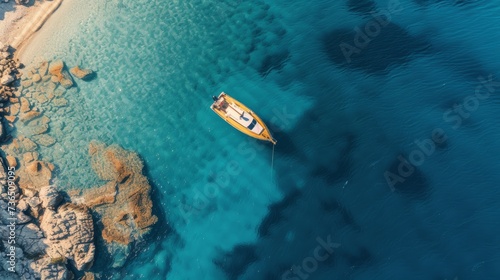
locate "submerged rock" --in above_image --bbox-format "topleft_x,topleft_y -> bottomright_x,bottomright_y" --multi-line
5,115 -> 17,123
73,181 -> 117,207
32,134 -> 56,147
24,115 -> 50,136
18,159 -> 52,191
33,91 -> 49,104
71,141 -> 158,267
21,79 -> 33,88
9,136 -> 38,155
106,241 -> 130,268
10,102 -> 20,115
48,61 -> 73,89
69,66 -> 94,80
80,272 -> 96,280
52,97 -> 68,107
38,61 -> 49,77
23,152 -> 39,164
32,74 -> 41,83
20,97 -> 31,113
6,155 -> 17,168
20,110 -> 41,123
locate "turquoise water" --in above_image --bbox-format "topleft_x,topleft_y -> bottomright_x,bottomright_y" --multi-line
19,0 -> 500,279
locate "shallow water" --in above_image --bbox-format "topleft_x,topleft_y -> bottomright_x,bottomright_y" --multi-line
19,0 -> 500,279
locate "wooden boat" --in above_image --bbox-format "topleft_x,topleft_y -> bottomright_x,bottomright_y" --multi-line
210,92 -> 277,145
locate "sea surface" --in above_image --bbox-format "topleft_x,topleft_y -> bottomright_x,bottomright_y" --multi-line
19,0 -> 500,279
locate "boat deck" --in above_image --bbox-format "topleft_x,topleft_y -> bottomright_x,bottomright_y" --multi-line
211,92 -> 276,144
214,98 -> 264,134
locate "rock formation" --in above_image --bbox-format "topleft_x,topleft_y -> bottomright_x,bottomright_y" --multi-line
69,66 -> 94,80
80,272 -> 96,280
6,155 -> 17,168
1,73 -> 15,85
38,186 -> 62,210
0,48 -> 157,277
0,41 -> 21,141
40,202 -> 95,271
15,0 -> 32,5
0,180 -> 97,279
32,257 -> 73,280
12,218 -> 47,257
48,61 -> 73,89
70,141 -> 158,267
0,47 -> 18,86
88,141 -> 158,242
17,159 -> 53,191
0,183 -> 47,280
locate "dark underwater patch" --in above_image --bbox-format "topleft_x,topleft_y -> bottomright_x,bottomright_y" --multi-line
322,22 -> 430,74
413,0 -> 479,7
347,0 -> 377,15
259,50 -> 291,76
258,189 -> 302,237
434,46 -> 491,82
311,133 -> 356,184
341,247 -> 373,267
321,199 -> 360,230
272,130 -> 300,157
213,244 -> 259,280
385,154 -> 431,199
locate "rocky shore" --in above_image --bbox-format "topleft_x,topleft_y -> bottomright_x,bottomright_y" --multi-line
0,41 -> 158,279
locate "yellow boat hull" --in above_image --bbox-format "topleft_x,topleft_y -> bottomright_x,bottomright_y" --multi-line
211,92 -> 277,144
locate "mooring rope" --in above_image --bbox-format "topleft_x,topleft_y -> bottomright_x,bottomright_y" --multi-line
271,143 -> 275,171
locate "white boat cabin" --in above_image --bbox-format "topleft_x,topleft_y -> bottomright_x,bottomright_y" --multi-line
213,97 -> 264,134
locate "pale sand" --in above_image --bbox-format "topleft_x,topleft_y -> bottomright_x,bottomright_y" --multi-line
0,0 -> 63,58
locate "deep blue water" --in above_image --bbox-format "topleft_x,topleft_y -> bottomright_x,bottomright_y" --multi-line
19,0 -> 500,279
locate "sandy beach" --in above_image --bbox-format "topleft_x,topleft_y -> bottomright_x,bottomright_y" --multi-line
0,0 -> 63,57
